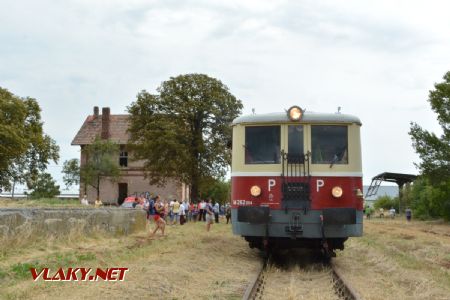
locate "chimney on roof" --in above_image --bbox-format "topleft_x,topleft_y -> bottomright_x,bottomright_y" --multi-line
101,107 -> 110,139
93,106 -> 99,118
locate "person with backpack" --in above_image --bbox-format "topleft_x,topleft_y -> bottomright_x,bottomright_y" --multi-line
147,196 -> 156,221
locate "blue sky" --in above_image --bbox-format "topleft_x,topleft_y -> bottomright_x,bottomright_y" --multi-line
1,0 -> 449,192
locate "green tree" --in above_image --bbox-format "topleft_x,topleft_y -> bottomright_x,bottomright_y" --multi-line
409,177 -> 449,220
62,159 -> 80,189
128,74 -> 242,201
81,137 -> 120,200
200,178 -> 230,204
28,172 -> 60,199
373,195 -> 399,210
0,87 -> 59,190
409,71 -> 450,220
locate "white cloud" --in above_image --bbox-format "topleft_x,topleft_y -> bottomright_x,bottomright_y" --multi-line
1,0 -> 449,189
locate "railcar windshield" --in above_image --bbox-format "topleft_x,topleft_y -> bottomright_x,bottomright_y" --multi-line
311,125 -> 348,164
288,125 -> 304,156
245,126 -> 280,164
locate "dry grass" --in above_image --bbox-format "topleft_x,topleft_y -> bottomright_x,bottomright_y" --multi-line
0,198 -> 83,208
262,263 -> 338,300
0,221 -> 260,300
3,211 -> 450,300
335,218 -> 450,300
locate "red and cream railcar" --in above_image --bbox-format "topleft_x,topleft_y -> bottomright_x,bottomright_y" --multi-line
231,106 -> 364,255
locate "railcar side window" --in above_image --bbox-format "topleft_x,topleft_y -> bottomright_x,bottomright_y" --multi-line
288,125 -> 304,158
245,126 -> 280,164
311,125 -> 348,164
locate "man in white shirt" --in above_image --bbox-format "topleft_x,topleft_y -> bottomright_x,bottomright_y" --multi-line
199,200 -> 206,222
213,202 -> 220,223
179,202 -> 186,225
81,194 -> 89,206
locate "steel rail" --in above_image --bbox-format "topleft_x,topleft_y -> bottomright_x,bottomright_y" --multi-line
243,257 -> 362,300
330,260 -> 362,300
242,256 -> 269,300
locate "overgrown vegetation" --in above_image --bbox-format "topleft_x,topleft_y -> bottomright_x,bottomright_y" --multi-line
409,71 -> 450,220
0,87 -> 59,193
127,74 -> 242,201
27,173 -> 60,199
62,138 -> 120,199
374,195 -> 399,210
199,178 -> 230,204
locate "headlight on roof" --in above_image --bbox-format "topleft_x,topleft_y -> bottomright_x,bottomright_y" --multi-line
332,186 -> 343,198
288,106 -> 303,121
250,185 -> 262,197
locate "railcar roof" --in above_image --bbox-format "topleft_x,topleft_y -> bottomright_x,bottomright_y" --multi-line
232,111 -> 362,125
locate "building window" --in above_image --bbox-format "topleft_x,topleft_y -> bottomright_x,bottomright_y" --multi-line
311,125 -> 348,164
245,126 -> 281,164
119,148 -> 128,167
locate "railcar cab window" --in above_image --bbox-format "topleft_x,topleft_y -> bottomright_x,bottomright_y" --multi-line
311,125 -> 348,164
288,125 -> 304,161
245,126 -> 280,164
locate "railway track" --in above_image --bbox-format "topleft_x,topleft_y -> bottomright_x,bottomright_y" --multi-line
243,254 -> 361,300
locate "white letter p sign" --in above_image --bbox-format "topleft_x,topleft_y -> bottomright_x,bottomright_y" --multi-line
316,179 -> 324,192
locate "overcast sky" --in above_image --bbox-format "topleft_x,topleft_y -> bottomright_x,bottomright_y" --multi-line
1,0 -> 449,192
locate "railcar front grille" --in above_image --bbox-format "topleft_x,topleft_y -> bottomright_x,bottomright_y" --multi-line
281,151 -> 311,209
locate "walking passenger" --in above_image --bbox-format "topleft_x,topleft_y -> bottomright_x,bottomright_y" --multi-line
199,199 -> 206,221
179,201 -> 186,225
389,207 -> 396,219
226,205 -> 232,224
172,199 -> 180,225
192,202 -> 198,222
169,199 -> 175,224
205,198 -> 214,232
183,200 -> 189,222
405,208 -> 412,222
213,201 -> 220,223
365,206 -> 372,219
150,196 -> 166,236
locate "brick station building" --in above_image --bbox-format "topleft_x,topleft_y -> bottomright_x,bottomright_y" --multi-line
71,106 -> 188,205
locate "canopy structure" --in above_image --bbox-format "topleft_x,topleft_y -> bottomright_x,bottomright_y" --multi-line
365,172 -> 417,212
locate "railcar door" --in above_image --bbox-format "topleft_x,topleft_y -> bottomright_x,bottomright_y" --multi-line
281,124 -> 311,210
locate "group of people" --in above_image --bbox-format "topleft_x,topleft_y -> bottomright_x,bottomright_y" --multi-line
130,195 -> 232,236
80,194 -> 104,208
364,205 -> 412,221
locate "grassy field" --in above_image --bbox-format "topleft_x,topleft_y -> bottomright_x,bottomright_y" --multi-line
0,198 -> 82,208
336,218 -> 450,300
0,220 -> 260,300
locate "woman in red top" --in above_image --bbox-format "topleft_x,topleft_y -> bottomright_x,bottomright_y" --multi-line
150,196 -> 166,236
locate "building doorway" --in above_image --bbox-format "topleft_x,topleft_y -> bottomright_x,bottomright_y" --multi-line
118,183 -> 128,205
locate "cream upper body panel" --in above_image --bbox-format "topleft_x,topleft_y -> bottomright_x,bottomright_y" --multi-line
231,111 -> 362,176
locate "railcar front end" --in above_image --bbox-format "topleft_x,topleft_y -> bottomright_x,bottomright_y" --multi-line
231,107 -> 364,255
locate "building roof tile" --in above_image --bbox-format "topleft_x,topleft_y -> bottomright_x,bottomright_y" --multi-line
71,114 -> 130,145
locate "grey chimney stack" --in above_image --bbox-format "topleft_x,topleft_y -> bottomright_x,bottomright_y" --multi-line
93,106 -> 99,118
101,107 -> 110,139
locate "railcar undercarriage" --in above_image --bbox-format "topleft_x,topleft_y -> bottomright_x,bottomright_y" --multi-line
244,236 -> 348,256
